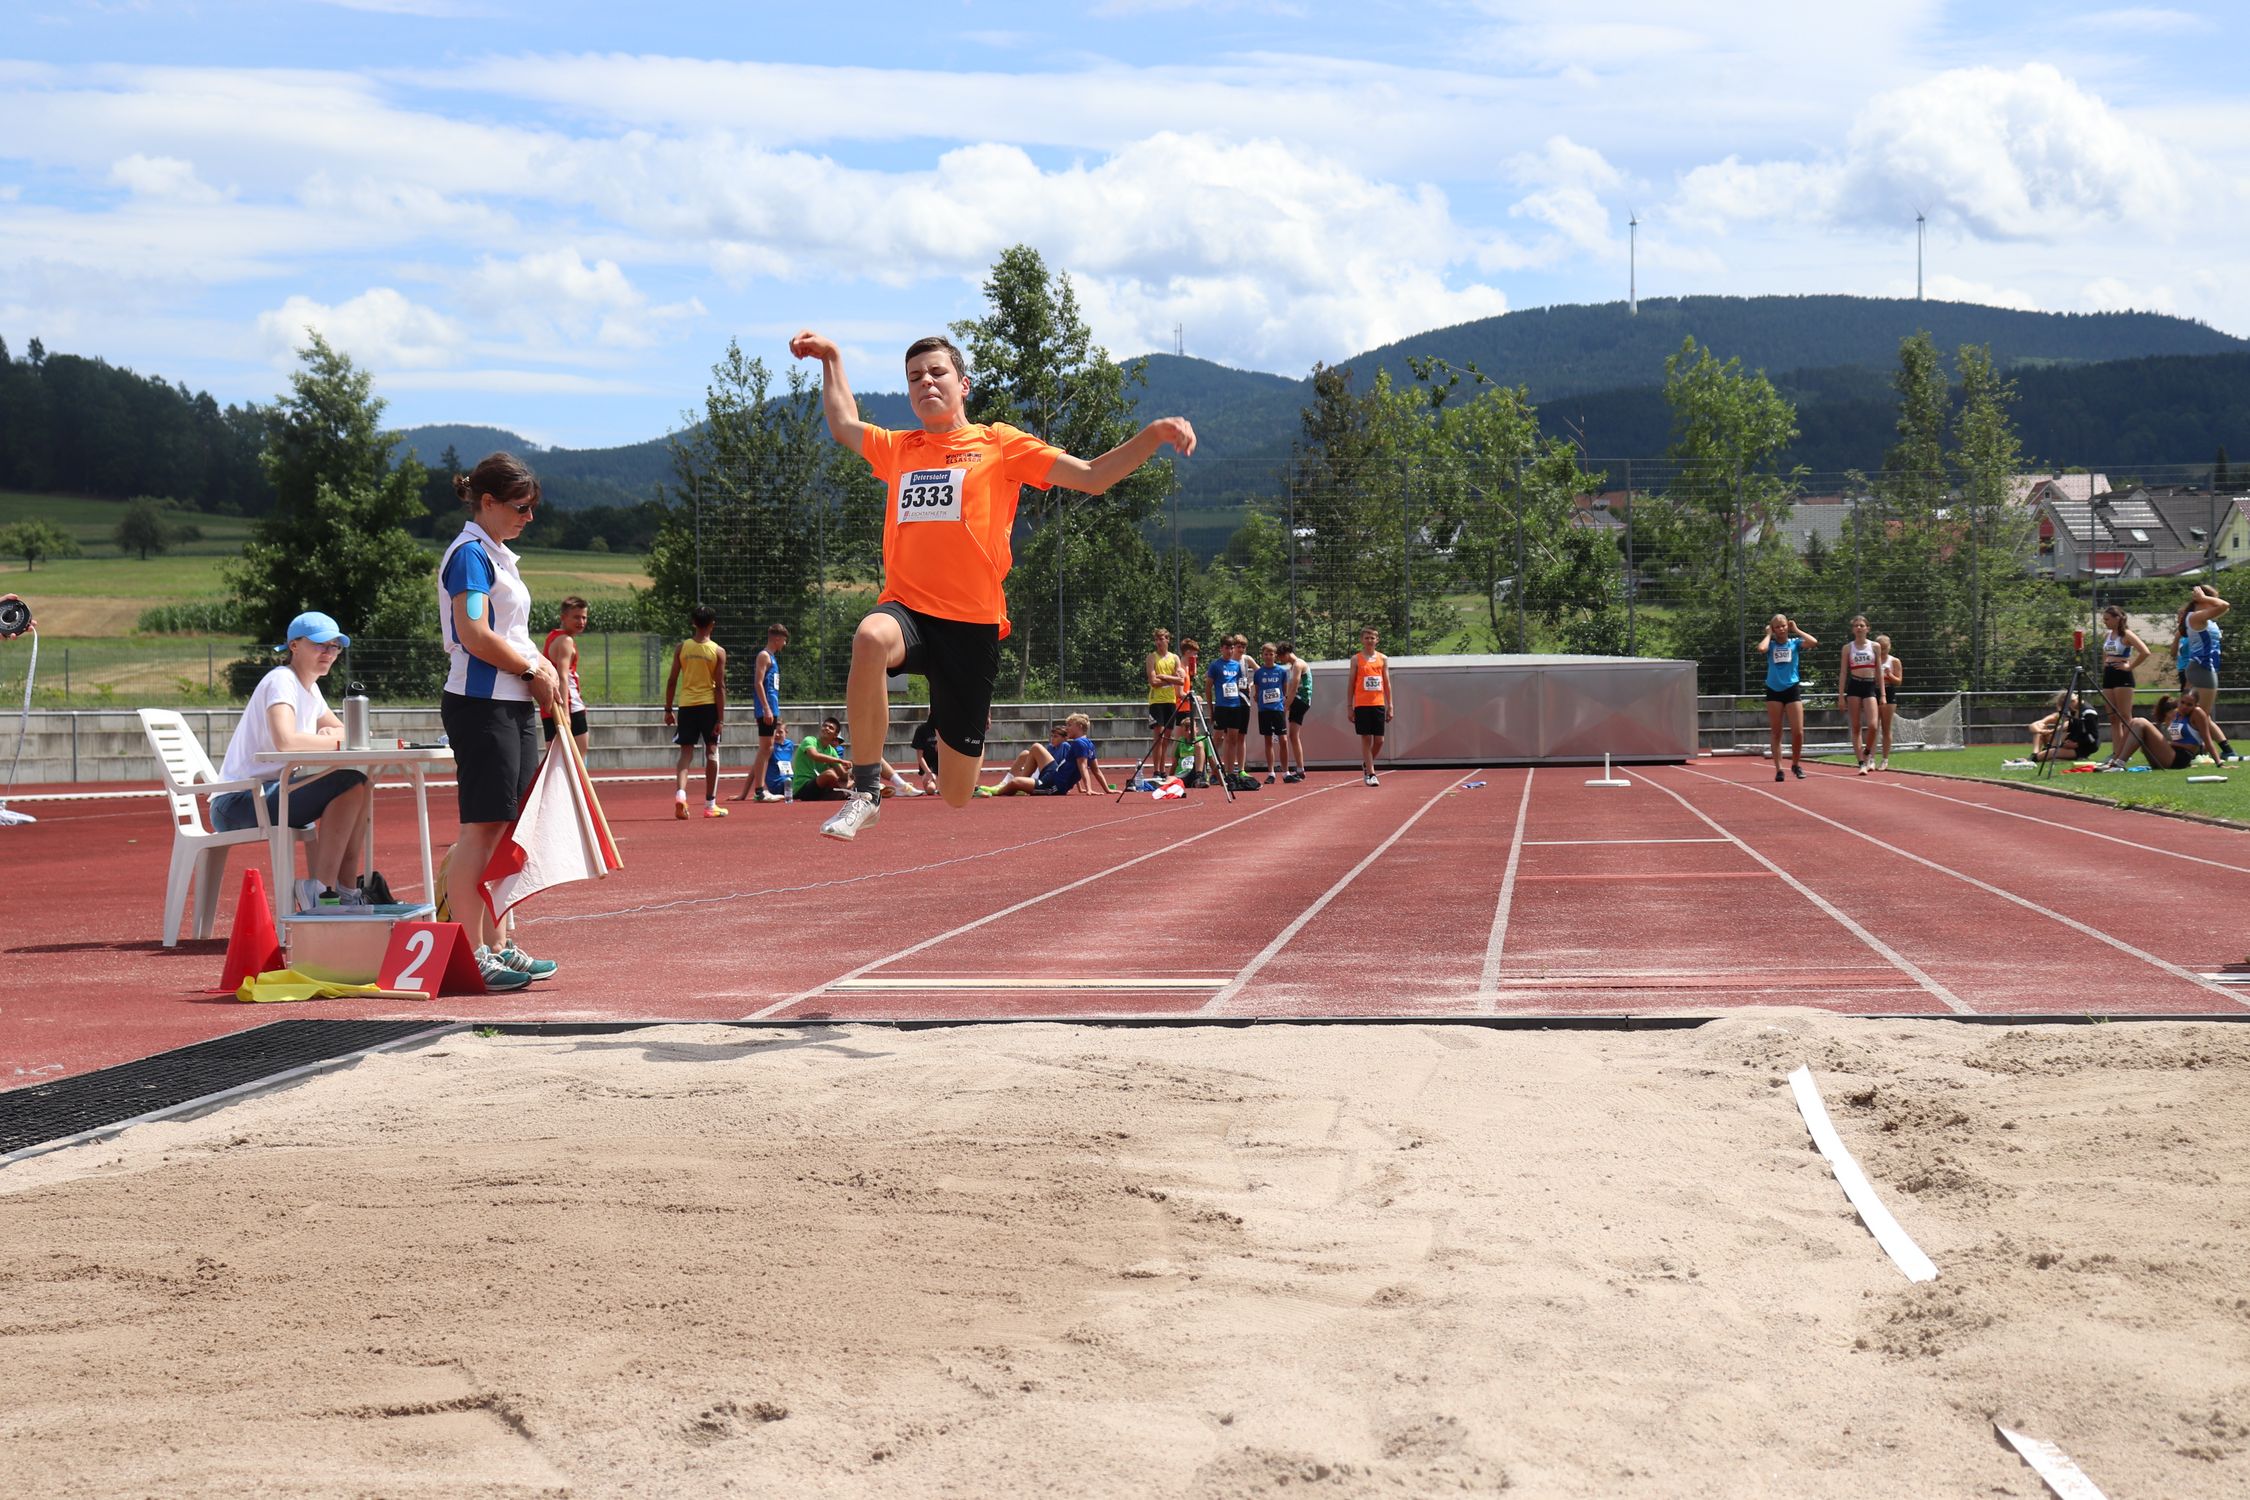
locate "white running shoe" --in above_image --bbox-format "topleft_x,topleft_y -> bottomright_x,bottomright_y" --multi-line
472,944 -> 533,992
294,877 -> 327,913
1364,772 -> 1380,787
1879,757 -> 1890,771
820,791 -> 881,841
890,781 -> 926,798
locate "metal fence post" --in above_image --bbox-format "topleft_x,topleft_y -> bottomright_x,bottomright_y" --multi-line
1624,459 -> 1636,658
1057,503 -> 1067,695
1514,475 -> 1527,653
604,631 -> 611,701
1401,465 -> 1412,653
1285,477 -> 1296,641
692,474 -> 705,608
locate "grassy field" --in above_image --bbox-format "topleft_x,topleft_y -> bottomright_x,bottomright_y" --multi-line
0,491 -> 648,637
1825,745 -> 2250,824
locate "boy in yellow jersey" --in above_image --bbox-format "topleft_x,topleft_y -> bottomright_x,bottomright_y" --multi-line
1144,625 -> 1185,785
662,603 -> 728,818
791,329 -> 1194,841
1350,625 -> 1392,786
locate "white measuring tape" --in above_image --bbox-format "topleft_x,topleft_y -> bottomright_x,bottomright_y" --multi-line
1787,1065 -> 1937,1282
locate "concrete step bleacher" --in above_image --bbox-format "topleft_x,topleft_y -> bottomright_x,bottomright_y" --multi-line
8,703 -> 1165,787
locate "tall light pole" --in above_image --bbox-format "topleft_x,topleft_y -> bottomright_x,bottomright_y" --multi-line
1916,212 -> 1925,302
1628,211 -> 1638,315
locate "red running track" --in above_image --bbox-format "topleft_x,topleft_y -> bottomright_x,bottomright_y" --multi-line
4,756 -> 2247,1086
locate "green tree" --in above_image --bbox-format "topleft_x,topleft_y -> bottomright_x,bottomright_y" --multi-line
951,245 -> 1173,696
644,340 -> 880,695
0,517 -> 77,570
115,496 -> 173,560
1656,337 -> 1804,691
226,335 -> 435,689
1951,343 -> 2051,690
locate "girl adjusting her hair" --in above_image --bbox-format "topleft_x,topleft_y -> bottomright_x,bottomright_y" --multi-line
1841,615 -> 1881,775
2175,585 -> 2236,761
437,451 -> 563,992
1756,613 -> 1817,783
2096,605 -> 2149,769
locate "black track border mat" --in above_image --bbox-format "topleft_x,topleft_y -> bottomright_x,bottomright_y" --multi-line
1,1020 -> 446,1158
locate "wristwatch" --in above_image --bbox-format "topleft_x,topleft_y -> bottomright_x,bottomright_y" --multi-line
518,661 -> 538,682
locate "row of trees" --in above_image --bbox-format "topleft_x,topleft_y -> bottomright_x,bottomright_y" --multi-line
0,339 -> 274,512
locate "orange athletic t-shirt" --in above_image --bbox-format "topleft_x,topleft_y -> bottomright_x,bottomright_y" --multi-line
1351,650 -> 1391,708
858,421 -> 1067,637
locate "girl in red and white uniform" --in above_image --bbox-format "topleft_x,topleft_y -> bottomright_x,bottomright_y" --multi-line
1840,615 -> 1883,774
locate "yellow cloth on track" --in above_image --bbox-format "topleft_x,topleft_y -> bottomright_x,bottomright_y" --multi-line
235,968 -> 390,1004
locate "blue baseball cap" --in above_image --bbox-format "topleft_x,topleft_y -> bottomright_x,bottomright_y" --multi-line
280,610 -> 351,651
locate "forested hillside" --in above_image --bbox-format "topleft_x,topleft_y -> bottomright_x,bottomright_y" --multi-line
0,339 -> 271,511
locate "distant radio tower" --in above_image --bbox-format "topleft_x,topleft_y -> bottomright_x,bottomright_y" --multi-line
1173,323 -> 1184,357
1628,212 -> 1638,315
1916,211 -> 1925,302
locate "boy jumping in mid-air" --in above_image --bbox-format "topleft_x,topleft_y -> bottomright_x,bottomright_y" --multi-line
1350,626 -> 1392,787
663,604 -> 728,818
791,329 -> 1194,840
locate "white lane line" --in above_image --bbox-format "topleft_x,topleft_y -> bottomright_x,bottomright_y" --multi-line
1996,1424 -> 2110,1500
1814,765 -> 2250,876
1789,1066 -> 1938,1282
540,804 -> 1174,925
745,782 -> 1351,1019
1203,770 -> 1480,1015
1521,837 -> 1729,845
830,977 -> 1223,991
1642,772 -> 1969,1013
1683,766 -> 2250,1010
1476,769 -> 1538,1013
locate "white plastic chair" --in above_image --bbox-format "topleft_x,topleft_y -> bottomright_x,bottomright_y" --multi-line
139,709 -> 310,946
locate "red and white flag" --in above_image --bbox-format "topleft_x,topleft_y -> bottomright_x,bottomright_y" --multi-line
482,727 -> 622,921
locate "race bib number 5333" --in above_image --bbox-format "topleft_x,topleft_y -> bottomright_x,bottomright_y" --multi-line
897,468 -> 965,524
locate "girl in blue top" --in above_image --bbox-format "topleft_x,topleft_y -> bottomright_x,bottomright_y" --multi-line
1755,613 -> 1818,783
2176,585 -> 2235,761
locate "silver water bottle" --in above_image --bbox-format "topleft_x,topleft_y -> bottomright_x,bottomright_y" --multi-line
342,682 -> 370,751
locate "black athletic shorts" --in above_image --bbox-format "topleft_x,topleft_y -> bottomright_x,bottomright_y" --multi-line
1258,708 -> 1288,738
874,601 -> 1000,758
1764,684 -> 1803,705
442,692 -> 539,825
1213,703 -> 1250,733
1288,699 -> 1308,725
1148,701 -> 1179,729
755,714 -> 779,737
1353,705 -> 1387,738
2101,666 -> 2135,690
1844,677 -> 1881,700
542,708 -> 588,741
673,703 -> 719,747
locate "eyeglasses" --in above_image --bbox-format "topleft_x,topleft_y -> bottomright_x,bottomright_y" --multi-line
506,500 -> 537,516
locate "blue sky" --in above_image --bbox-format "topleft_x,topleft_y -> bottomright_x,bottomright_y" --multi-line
4,1 -> 2245,448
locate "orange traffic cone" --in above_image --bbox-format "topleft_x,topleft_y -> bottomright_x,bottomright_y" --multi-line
215,865 -> 285,994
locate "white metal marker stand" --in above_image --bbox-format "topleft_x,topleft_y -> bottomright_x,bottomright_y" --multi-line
1585,753 -> 1631,788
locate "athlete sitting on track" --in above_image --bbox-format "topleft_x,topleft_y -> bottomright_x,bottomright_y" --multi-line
791,329 -> 1194,841
981,714 -> 1111,797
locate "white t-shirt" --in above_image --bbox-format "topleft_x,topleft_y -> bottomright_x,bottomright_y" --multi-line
219,665 -> 331,783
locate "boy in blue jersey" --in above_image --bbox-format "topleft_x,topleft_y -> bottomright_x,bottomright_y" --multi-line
1252,641 -> 1292,784
1207,635 -> 1252,788
735,622 -> 789,802
983,714 -> 1110,796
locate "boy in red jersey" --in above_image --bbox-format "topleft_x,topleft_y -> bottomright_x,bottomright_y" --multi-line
791,330 -> 1195,840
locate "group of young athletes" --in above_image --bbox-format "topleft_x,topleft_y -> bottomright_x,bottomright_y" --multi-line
1754,613 -> 1907,780
2027,588 -> 2237,771
547,328 -> 1413,840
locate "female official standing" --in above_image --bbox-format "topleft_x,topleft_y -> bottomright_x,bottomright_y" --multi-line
1875,635 -> 1903,770
2096,605 -> 2149,768
438,452 -> 563,991
1840,615 -> 1882,774
1756,614 -> 1817,783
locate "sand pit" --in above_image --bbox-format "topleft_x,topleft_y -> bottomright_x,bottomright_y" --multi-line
3,1010 -> 2247,1497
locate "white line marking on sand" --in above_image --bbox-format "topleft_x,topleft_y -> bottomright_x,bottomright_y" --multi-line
1202,772 -> 1479,1015
1641,773 -> 1969,1013
1995,1424 -> 2110,1500
747,782 -> 1351,1018
1815,764 -> 2250,876
1788,1066 -> 1937,1282
1475,769 -> 1538,1013
1684,766 -> 2250,1010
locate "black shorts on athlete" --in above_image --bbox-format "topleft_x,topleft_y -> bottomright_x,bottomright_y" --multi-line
2101,666 -> 2135,690
443,692 -> 539,825
542,708 -> 589,741
874,601 -> 1001,758
1287,698 -> 1308,725
673,703 -> 719,747
1213,703 -> 1250,734
1148,701 -> 1179,730
1353,705 -> 1387,738
755,713 -> 779,737
1844,677 -> 1881,700
1765,684 -> 1803,705
1257,708 -> 1288,739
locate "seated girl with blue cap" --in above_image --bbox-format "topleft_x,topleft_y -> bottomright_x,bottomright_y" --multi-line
210,610 -> 373,913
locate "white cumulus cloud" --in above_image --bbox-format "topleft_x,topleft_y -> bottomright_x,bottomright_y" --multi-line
256,287 -> 465,369
107,153 -> 224,203
458,249 -> 703,352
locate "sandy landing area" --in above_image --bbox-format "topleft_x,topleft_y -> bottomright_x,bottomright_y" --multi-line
3,1010 -> 2247,1498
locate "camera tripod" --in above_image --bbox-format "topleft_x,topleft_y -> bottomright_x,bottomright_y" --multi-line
1115,690 -> 1235,804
